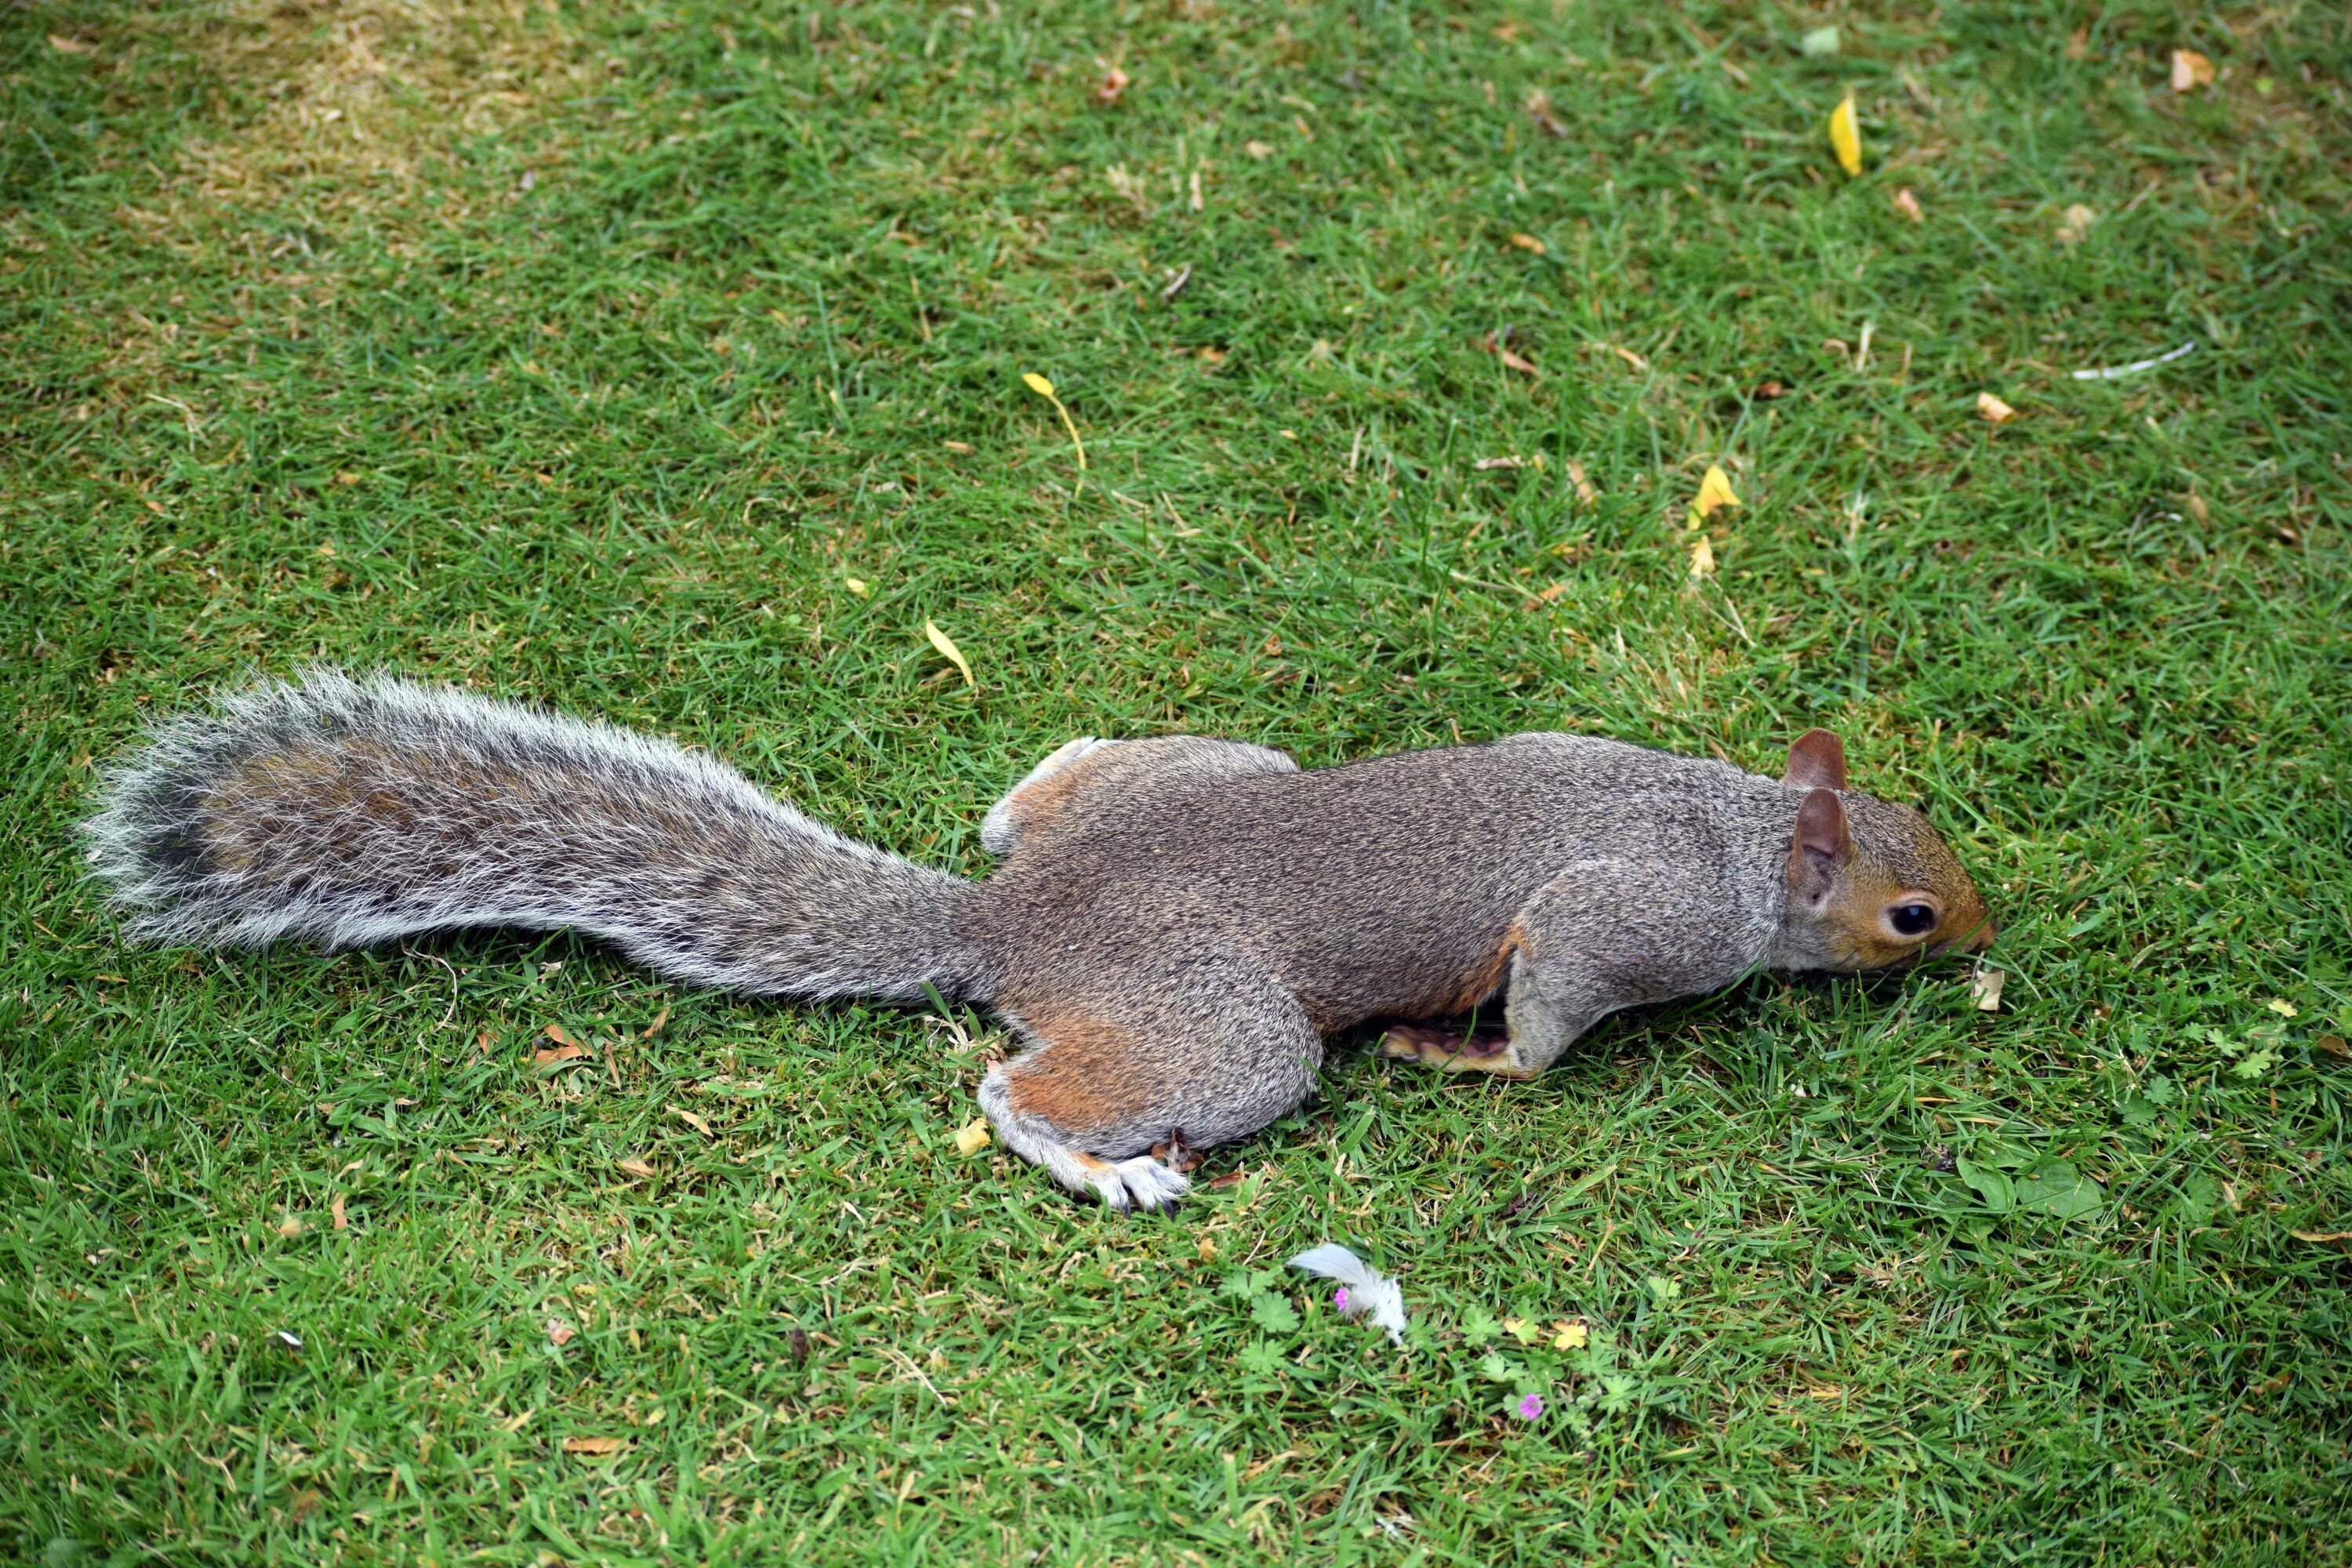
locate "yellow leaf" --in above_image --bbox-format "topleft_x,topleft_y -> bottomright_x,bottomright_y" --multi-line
2267,999 -> 2299,1018
562,1436 -> 625,1456
49,34 -> 93,54
1196,1236 -> 1218,1262
844,575 -> 869,597
277,1215 -> 304,1238
617,1156 -> 655,1178
1566,459 -> 1598,505
2057,203 -> 2096,245
1828,94 -> 1862,177
1689,464 -> 1740,524
924,619 -> 975,688
670,1106 -> 715,1138
1976,391 -> 2018,425
1508,232 -> 1545,254
1503,1316 -> 1542,1345
2171,49 -> 2214,93
1893,187 -> 1924,223
1551,1319 -> 1589,1350
1689,534 -> 1716,579
331,1192 -> 347,1230
1019,370 -> 1088,493
954,1116 -> 992,1156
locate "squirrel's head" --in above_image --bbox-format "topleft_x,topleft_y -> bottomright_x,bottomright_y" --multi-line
1774,729 -> 1994,972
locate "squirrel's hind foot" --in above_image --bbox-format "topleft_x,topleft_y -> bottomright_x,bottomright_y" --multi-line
977,1063 -> 1191,1213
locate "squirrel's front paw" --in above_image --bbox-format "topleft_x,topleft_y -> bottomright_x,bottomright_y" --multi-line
1380,1024 -> 1534,1080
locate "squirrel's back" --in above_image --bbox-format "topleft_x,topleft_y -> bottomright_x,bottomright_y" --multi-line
971,732 -> 1797,1030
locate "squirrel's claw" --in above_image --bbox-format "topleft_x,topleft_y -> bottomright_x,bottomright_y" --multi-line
1073,1152 -> 1190,1213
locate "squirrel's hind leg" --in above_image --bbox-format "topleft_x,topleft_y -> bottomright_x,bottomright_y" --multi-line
979,963 -> 1323,1212
980,737 -> 1115,855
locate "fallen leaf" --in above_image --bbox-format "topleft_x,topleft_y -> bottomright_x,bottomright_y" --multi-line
1022,372 -> 1055,398
2292,1230 -> 2352,1243
544,1023 -> 579,1048
1971,967 -> 2005,1011
1245,140 -> 1274,160
617,1156 -> 655,1178
670,1106 -> 715,1138
1508,232 -> 1545,255
1523,89 -> 1567,138
331,1193 -> 347,1230
563,1436 -> 625,1456
2266,998 -> 2298,1017
1689,535 -> 1716,578
1479,332 -> 1538,376
49,34 -> 93,54
1801,25 -> 1841,56
1893,187 -> 1924,223
278,1215 -> 304,1238
942,439 -> 975,453
1976,391 -> 2018,425
1475,456 -> 1532,471
2057,203 -> 2096,245
2170,49 -> 2215,93
924,619 -> 975,688
1206,1170 -> 1248,1190
1152,1129 -> 1205,1172
1566,459 -> 1598,504
1607,343 -> 1647,370
2186,492 -> 2209,526
954,1116 -> 992,1156
547,1317 -> 575,1347
1502,1316 -> 1542,1345
1551,1319 -> 1589,1350
1197,345 -> 1226,364
1196,1236 -> 1218,1262
1689,465 -> 1741,524
1094,66 -> 1130,106
533,1042 -> 585,1065
1188,168 -> 1203,211
1751,380 -> 1790,400
1828,94 -> 1862,177
336,471 -> 362,486
844,575 -> 869,597
2315,1035 -> 2347,1059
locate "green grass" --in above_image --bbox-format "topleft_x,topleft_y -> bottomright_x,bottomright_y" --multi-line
5,0 -> 2350,1562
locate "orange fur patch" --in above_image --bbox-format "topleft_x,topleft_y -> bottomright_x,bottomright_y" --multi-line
999,752 -> 1109,841
1000,1006 -> 1160,1132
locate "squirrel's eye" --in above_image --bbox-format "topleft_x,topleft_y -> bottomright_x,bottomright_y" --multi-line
1889,902 -> 1938,938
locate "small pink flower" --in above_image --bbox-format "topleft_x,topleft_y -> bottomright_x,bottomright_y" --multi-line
1515,1393 -> 1544,1421
1333,1287 -> 1350,1312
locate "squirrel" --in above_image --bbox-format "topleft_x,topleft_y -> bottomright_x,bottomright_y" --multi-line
82,669 -> 1994,1213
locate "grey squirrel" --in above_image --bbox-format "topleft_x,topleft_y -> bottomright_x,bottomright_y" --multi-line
82,670 -> 1994,1212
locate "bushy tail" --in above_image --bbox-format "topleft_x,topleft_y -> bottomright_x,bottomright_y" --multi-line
81,669 -> 982,1001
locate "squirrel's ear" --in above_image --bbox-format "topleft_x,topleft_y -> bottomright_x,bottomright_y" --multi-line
1785,788 -> 1852,901
1784,728 -> 1848,791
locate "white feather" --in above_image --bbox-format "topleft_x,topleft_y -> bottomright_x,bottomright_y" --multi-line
1288,1244 -> 1406,1345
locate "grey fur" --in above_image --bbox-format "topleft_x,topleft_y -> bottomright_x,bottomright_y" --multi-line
83,673 -> 1992,1212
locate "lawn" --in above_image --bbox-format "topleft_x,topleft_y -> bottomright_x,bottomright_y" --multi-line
4,0 -> 2349,1562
